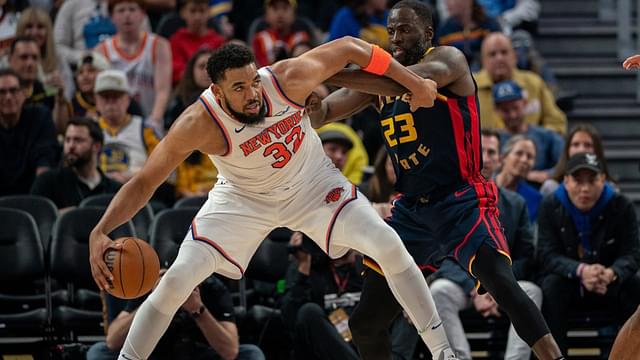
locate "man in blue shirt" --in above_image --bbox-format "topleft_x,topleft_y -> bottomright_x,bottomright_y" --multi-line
493,79 -> 563,185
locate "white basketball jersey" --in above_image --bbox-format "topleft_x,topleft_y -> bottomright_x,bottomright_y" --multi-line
101,32 -> 157,116
198,66 -> 334,193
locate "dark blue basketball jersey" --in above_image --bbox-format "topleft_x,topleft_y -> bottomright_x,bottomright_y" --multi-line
378,86 -> 483,196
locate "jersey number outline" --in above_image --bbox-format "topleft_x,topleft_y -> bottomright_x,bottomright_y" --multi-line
263,125 -> 305,168
380,113 -> 417,147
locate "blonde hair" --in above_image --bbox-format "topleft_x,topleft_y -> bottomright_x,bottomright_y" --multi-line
16,7 -> 57,74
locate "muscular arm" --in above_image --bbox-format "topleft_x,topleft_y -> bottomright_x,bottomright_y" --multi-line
325,46 -> 473,97
89,103 -> 226,289
308,88 -> 375,128
270,36 -> 431,108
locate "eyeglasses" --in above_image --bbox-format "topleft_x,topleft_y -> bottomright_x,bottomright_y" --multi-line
0,87 -> 21,96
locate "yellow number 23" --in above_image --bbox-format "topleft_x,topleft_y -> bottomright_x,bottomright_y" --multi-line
380,113 -> 418,147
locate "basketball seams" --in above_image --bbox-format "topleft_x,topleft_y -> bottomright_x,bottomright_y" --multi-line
119,238 -> 128,298
132,238 -> 146,297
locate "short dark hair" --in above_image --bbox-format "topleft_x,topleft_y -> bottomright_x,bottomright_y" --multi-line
66,117 -> 104,145
108,0 -> 145,14
481,128 -> 501,147
9,36 -> 38,56
206,43 -> 256,84
0,67 -> 22,84
391,0 -> 434,28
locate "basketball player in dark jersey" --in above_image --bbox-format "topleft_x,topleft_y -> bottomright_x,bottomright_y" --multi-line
308,1 -> 564,359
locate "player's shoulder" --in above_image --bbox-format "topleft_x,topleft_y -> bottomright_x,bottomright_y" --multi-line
425,46 -> 467,65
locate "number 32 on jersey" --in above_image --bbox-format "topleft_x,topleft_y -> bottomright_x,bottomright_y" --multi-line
380,113 -> 417,147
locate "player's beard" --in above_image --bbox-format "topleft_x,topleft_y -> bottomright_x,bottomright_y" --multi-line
401,43 -> 428,66
226,99 -> 267,125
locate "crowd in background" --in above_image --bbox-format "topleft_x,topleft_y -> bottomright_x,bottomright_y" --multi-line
0,0 -> 639,359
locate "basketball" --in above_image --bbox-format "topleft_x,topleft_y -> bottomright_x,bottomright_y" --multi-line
104,237 -> 160,299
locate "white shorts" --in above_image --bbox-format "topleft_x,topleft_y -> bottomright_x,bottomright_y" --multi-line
184,166 -> 382,279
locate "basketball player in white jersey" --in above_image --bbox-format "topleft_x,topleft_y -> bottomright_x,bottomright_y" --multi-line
89,40 -> 457,360
96,0 -> 171,130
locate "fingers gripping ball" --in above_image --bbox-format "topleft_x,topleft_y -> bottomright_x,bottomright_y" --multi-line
104,237 -> 160,299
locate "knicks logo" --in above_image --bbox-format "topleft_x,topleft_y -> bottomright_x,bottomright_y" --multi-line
325,187 -> 345,204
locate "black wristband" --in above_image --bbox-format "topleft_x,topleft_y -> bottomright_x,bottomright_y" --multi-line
191,305 -> 205,319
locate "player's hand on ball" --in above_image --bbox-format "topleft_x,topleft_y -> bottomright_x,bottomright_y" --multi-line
623,54 -> 640,70
407,78 -> 437,111
89,230 -> 121,291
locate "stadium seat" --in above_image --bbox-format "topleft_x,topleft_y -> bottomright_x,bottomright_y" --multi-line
173,195 -> 208,209
149,207 -> 199,267
50,207 -> 136,338
0,195 -> 58,253
79,194 -> 154,241
0,208 -> 48,337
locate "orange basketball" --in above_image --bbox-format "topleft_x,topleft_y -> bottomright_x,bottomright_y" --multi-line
104,237 -> 160,299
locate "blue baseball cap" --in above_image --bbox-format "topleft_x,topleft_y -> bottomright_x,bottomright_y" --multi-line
492,80 -> 524,103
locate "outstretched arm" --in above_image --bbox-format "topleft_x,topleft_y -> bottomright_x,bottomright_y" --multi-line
271,36 -> 436,111
325,46 -> 473,97
89,104 -> 225,290
307,89 -> 376,128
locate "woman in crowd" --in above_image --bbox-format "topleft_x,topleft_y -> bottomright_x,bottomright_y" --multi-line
495,135 -> 542,222
16,6 -> 73,99
540,124 -> 613,196
360,147 -> 397,218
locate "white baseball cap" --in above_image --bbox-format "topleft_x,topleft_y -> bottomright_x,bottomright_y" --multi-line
94,69 -> 129,94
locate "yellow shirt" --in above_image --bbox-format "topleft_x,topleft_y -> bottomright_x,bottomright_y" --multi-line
316,123 -> 369,185
474,69 -> 567,134
175,153 -> 218,197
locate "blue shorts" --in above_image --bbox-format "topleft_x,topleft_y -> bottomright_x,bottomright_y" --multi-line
365,179 -> 511,281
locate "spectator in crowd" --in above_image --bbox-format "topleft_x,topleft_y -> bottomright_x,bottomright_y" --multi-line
170,0 -> 224,85
281,232 -> 416,360
476,0 -> 540,34
95,69 -> 160,184
430,128 -> 540,360
251,0 -> 312,67
71,51 -> 110,118
540,123 -> 613,197
538,152 -> 640,354
297,0 -> 341,32
208,0 -> 234,40
495,135 -> 541,222
0,68 -> 57,196
8,36 -> 71,133
492,80 -> 563,184
328,0 -> 389,49
166,48 -> 213,128
53,0 -> 117,66
31,117 -> 121,210
16,7 -> 74,100
0,0 -> 19,57
359,147 -> 397,218
475,32 -> 567,134
436,0 -> 501,71
510,30 -> 558,96
87,273 -> 265,360
96,0 -> 171,130
317,123 -> 369,185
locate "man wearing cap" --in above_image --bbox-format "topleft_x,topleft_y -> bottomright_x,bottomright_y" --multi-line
72,52 -> 111,119
475,32 -> 567,134
251,0 -> 312,67
95,69 -> 160,184
538,152 -> 640,354
317,122 -> 369,185
493,79 -> 563,184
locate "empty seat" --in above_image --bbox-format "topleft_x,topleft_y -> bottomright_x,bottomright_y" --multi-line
79,194 -> 154,240
149,207 -> 199,267
50,207 -> 136,338
173,195 -> 208,209
0,195 -> 58,253
0,208 -> 48,336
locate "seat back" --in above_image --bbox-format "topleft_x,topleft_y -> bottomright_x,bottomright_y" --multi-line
79,194 -> 154,240
245,237 -> 290,283
50,207 -> 136,291
0,208 -> 44,289
0,195 -> 58,253
149,207 -> 199,267
173,195 -> 208,209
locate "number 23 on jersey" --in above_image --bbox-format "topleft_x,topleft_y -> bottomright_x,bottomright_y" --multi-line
380,113 -> 417,147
